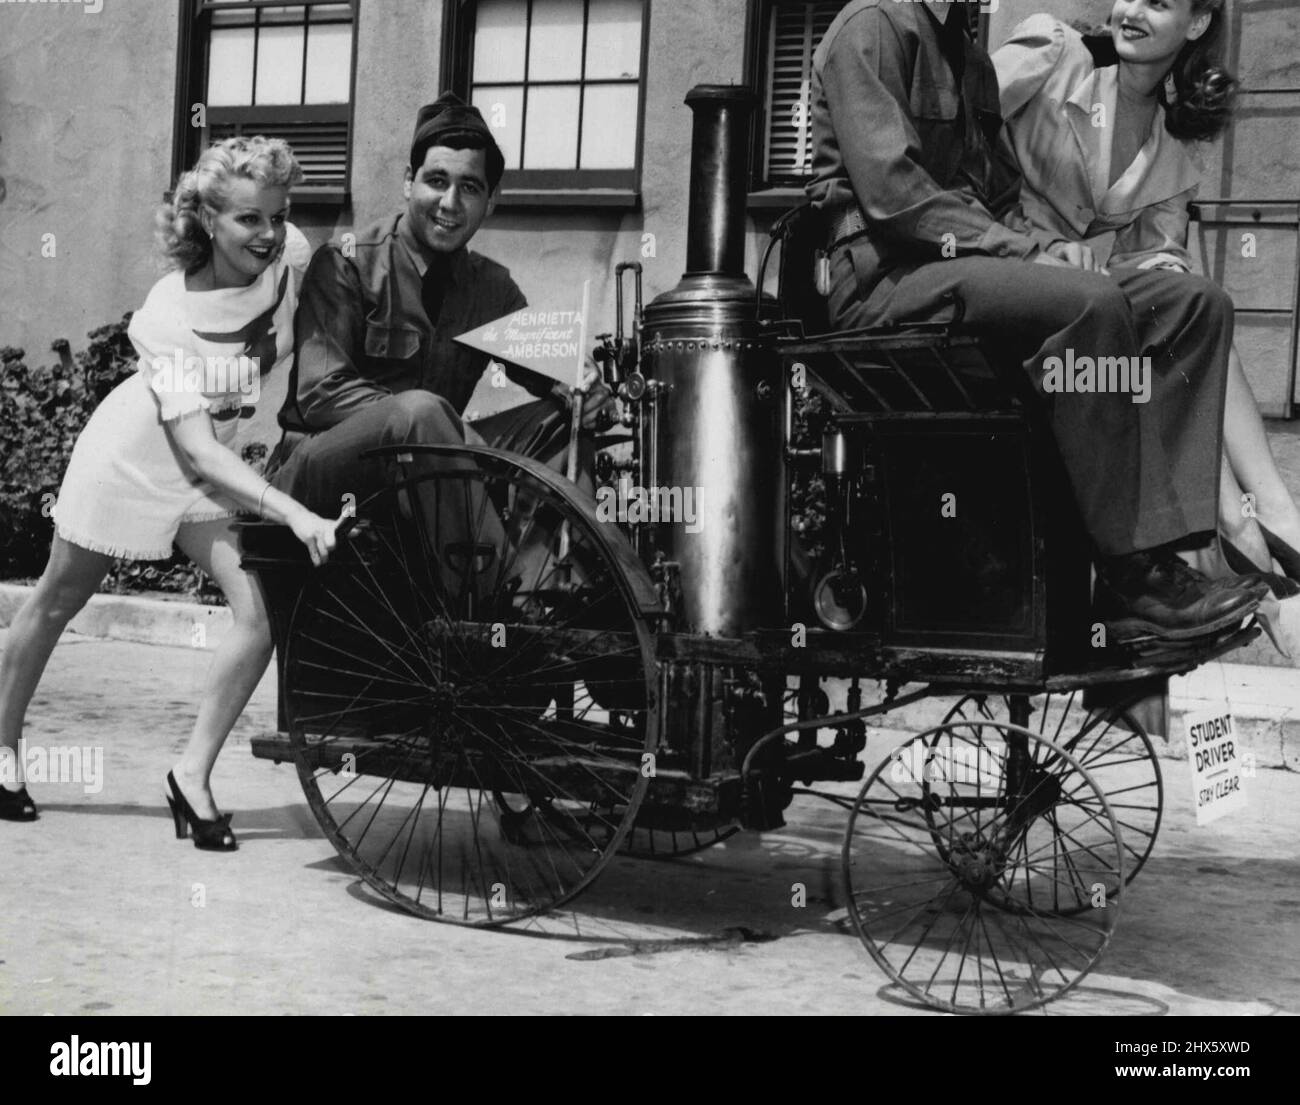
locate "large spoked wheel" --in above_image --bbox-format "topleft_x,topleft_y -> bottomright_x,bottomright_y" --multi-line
940,691 -> 1162,911
281,446 -> 659,926
843,721 -> 1124,1015
619,823 -> 741,860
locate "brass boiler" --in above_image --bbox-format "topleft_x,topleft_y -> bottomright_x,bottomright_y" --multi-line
639,86 -> 784,638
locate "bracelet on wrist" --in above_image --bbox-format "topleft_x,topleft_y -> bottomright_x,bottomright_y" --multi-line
257,483 -> 272,519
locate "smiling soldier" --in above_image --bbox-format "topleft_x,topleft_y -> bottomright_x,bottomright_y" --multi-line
268,93 -> 612,545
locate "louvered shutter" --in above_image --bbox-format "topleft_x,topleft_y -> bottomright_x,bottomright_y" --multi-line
207,118 -> 349,190
764,2 -> 841,185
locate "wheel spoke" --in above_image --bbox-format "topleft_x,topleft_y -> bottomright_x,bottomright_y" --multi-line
282,454 -> 657,927
941,695 -> 1162,915
844,721 -> 1122,1014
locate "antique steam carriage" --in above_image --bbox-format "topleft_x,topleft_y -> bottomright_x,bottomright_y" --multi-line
243,86 -> 1256,1014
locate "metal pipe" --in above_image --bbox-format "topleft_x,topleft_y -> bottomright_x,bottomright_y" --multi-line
684,85 -> 756,277
639,85 -> 782,637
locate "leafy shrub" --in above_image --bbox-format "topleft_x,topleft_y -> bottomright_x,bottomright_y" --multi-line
0,319 -> 263,605
0,341 -> 97,578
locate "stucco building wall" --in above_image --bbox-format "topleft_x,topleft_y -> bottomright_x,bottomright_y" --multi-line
0,2 -> 178,360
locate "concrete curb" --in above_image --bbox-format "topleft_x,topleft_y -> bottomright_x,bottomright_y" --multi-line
2,580 -> 1296,768
0,582 -> 231,651
1167,663 -> 1300,772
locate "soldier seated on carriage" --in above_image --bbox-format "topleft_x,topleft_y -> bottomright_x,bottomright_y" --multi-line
264,92 -> 614,579
806,0 -> 1264,643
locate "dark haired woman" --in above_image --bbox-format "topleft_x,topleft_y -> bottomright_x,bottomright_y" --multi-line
0,137 -> 338,837
995,0 -> 1300,600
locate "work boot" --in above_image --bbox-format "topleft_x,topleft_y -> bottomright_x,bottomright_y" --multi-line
1095,550 -> 1267,642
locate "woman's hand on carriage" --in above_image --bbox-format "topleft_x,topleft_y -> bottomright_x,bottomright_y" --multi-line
164,412 -> 339,565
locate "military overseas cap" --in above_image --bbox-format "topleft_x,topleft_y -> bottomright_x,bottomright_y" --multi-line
409,91 -> 503,172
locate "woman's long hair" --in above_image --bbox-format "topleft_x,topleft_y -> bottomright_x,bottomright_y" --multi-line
1079,1 -> 1236,142
1161,0 -> 1236,142
155,136 -> 303,273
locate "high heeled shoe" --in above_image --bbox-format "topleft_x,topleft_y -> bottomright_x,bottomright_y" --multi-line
1258,524 -> 1300,584
1221,536 -> 1300,599
0,785 -> 37,822
1253,605 -> 1294,662
165,771 -> 236,851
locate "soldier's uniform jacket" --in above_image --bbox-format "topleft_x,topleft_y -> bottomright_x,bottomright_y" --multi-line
807,0 -> 1056,302
994,14 -> 1201,273
277,211 -> 554,445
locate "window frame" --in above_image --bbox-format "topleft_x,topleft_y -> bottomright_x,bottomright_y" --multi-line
744,0 -> 989,209
171,0 -> 359,206
441,0 -> 650,209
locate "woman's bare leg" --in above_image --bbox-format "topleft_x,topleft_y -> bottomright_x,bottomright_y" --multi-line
1222,346 -> 1300,552
0,537 -> 112,788
170,517 -> 273,821
1217,453 -> 1272,571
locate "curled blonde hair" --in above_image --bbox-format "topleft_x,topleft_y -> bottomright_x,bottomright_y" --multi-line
156,136 -> 304,272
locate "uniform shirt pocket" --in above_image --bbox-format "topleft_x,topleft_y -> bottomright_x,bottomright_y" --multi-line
363,321 -> 422,360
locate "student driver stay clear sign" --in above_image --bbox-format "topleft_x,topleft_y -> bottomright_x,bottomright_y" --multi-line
1184,706 -> 1247,826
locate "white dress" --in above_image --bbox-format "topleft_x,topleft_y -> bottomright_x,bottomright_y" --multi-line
53,225 -> 311,559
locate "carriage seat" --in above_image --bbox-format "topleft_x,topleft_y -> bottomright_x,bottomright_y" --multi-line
765,202 -> 1092,664
766,201 -> 1026,415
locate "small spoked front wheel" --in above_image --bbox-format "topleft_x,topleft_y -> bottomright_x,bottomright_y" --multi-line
941,691 -> 1162,911
281,446 -> 659,926
843,721 -> 1124,1015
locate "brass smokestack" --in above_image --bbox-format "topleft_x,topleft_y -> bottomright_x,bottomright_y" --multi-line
639,83 -> 782,639
684,85 -> 756,279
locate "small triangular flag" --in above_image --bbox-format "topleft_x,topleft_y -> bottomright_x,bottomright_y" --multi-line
455,295 -> 589,387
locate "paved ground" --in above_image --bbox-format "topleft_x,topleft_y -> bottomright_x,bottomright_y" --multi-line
1,629 -> 1297,1017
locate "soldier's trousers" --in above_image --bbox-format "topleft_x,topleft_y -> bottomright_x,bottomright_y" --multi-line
828,253 -> 1235,557
268,390 -> 584,592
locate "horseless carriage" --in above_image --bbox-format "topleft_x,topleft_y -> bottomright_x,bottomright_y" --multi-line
243,87 -> 1258,1014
